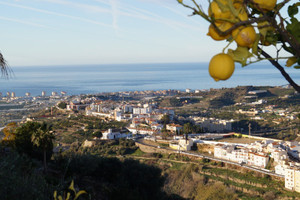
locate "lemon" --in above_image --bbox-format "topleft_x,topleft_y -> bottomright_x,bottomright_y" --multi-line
253,0 -> 277,11
208,0 -> 231,21
207,22 -> 233,41
232,26 -> 257,48
209,53 -> 235,81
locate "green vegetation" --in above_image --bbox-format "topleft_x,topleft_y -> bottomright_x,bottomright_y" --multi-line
0,151 -> 54,200
78,138 -> 138,156
57,102 -> 67,109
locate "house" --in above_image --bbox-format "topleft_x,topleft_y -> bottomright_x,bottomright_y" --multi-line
214,145 -> 269,168
127,127 -> 157,135
170,139 -> 193,151
248,152 -> 269,168
271,149 -> 288,163
285,168 -> 296,190
166,123 -> 183,134
186,88 -> 192,93
67,101 -> 87,111
101,129 -> 131,140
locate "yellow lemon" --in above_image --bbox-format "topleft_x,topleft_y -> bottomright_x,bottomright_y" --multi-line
253,0 -> 277,11
209,53 -> 235,81
207,22 -> 233,41
232,26 -> 257,48
208,0 -> 231,21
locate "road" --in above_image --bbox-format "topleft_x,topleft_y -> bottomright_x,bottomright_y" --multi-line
135,139 -> 284,178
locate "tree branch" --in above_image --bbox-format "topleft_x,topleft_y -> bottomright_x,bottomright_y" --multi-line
267,14 -> 300,58
259,47 -> 300,93
212,16 -> 268,36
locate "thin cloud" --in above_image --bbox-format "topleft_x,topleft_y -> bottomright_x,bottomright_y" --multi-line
42,0 -> 110,14
109,0 -> 119,34
0,1 -> 113,28
0,16 -> 48,28
93,0 -> 202,31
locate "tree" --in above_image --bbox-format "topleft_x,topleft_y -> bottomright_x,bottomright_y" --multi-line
15,121 -> 41,156
0,52 -> 9,78
31,122 -> 55,173
57,101 -> 67,109
161,114 -> 171,125
178,0 -> 300,93
14,122 -> 54,173
93,130 -> 103,138
183,122 -> 193,134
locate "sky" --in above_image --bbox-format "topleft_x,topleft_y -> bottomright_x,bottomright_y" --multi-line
0,0 -> 228,66
0,0 -> 297,67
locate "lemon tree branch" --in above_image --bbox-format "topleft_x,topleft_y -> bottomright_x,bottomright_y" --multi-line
259,47 -> 300,93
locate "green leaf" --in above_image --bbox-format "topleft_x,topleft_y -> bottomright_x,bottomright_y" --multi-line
74,190 -> 87,200
288,4 -> 298,17
286,18 -> 300,43
69,180 -> 76,193
258,21 -> 268,38
286,57 -> 297,67
294,65 -> 300,69
66,192 -> 71,200
228,46 -> 252,67
53,191 -> 57,200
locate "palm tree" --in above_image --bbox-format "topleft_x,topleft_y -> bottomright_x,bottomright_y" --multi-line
0,52 -> 10,78
31,122 -> 55,173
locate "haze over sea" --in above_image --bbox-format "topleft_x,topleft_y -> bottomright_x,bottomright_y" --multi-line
1,62 -> 300,97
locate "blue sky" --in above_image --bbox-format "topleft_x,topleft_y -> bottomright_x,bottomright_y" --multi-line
0,0 -> 230,66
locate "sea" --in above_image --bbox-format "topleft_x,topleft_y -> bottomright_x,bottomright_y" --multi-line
0,62 -> 300,97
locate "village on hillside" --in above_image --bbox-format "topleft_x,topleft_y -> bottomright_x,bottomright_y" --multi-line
0,85 -> 300,193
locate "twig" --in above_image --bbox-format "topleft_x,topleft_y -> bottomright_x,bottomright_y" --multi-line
259,47 -> 300,93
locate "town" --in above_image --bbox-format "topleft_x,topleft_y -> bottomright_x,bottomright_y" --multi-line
0,85 -> 300,195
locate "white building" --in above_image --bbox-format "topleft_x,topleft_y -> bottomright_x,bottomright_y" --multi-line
248,152 -> 269,168
214,145 -> 269,168
123,105 -> 133,113
285,168 -> 296,190
127,127 -> 157,135
271,149 -> 288,163
133,107 -> 152,115
166,123 -> 183,133
101,129 -> 131,140
170,139 -> 193,151
151,123 -> 163,131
